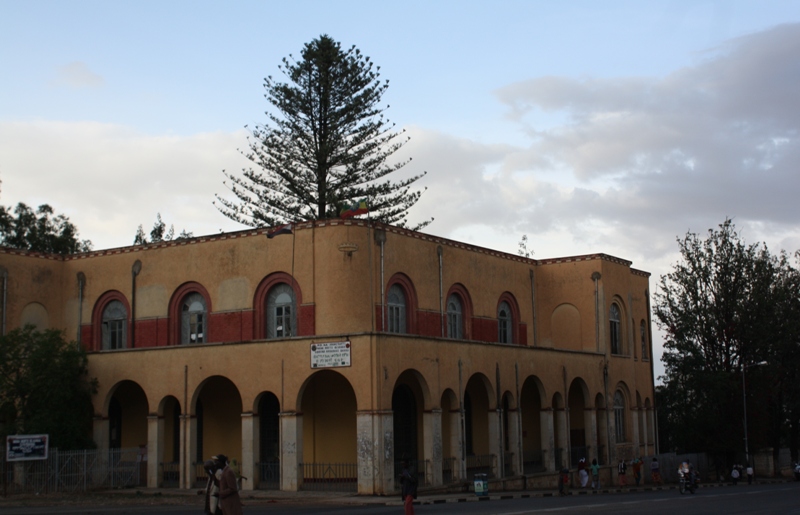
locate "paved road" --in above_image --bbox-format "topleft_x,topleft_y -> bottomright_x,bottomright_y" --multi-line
3,483 -> 799,515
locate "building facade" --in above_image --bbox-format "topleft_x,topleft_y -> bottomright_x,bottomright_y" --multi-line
0,220 -> 656,494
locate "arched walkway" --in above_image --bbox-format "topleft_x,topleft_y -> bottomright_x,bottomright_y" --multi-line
568,378 -> 590,466
256,391 -> 280,489
520,376 -> 546,472
192,376 -> 242,486
464,374 -> 497,477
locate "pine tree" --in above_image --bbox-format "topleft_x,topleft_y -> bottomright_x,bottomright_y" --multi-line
215,35 -> 430,229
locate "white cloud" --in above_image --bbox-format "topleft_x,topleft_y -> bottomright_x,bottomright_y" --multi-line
53,61 -> 105,89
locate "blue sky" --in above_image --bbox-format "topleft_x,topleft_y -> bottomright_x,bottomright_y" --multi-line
2,1 -> 800,377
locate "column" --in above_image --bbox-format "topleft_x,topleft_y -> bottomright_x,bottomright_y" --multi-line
506,408 -> 523,476
540,409 -> 555,471
147,414 -> 162,487
555,408 -> 568,469
488,409 -> 502,477
241,412 -> 256,491
181,414 -> 197,489
279,411 -> 303,491
423,409 -> 443,485
356,410 -> 394,495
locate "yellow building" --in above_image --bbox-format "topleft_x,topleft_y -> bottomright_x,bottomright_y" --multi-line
0,220 -> 656,494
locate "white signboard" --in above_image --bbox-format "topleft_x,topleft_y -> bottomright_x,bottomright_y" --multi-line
6,434 -> 49,461
310,341 -> 351,369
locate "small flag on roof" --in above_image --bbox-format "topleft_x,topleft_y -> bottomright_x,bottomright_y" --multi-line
267,223 -> 293,239
340,199 -> 368,219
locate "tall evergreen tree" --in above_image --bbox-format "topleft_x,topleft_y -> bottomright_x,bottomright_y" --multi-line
215,35 -> 430,229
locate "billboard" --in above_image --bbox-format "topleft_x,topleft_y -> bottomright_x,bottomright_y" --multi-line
6,434 -> 49,461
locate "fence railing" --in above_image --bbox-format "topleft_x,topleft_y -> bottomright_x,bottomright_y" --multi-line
299,462 -> 357,492
442,457 -> 457,483
159,461 -> 180,488
1,448 -> 144,494
523,449 -> 546,474
257,459 -> 280,490
466,454 -> 496,478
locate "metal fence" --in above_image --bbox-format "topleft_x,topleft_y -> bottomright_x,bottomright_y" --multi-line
442,457 -> 457,483
523,449 -> 546,474
159,461 -> 180,488
1,448 -> 144,494
257,459 -> 280,490
299,462 -> 357,492
466,454 -> 496,478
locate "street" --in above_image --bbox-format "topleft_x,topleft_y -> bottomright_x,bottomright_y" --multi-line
2,482 -> 799,515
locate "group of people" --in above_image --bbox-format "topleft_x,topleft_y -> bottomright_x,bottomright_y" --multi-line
203,454 -> 244,515
730,463 -> 754,485
617,456 -> 661,486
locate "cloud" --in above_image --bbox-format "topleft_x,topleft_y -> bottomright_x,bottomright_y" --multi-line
53,61 -> 105,89
0,121 -> 249,249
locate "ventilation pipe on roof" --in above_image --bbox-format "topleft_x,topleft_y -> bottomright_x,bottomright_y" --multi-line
438,246 -> 444,337
131,260 -> 142,347
77,272 -> 86,347
374,229 -> 386,331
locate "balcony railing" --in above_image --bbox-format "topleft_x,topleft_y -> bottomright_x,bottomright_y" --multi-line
299,462 -> 357,492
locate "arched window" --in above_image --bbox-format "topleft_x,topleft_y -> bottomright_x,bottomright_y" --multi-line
267,283 -> 296,338
181,293 -> 206,344
446,293 -> 463,339
609,303 -> 621,354
387,284 -> 406,334
614,390 -> 626,442
640,320 -> 648,359
102,300 -> 127,350
498,301 -> 512,344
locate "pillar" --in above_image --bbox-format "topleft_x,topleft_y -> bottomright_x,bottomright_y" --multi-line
506,408 -> 523,475
147,414 -> 162,487
541,409 -> 555,471
586,408 -> 598,463
356,410 -> 394,495
279,411 -> 302,491
448,408 -> 463,481
555,408 -> 568,469
423,409 -> 443,485
181,414 -> 197,489
241,412 -> 255,491
488,410 -> 502,477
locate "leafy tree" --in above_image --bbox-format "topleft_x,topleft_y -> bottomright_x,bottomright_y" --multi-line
215,34 -> 430,229
133,213 -> 193,245
517,234 -> 533,258
0,326 -> 98,450
0,202 -> 92,254
655,219 -> 800,467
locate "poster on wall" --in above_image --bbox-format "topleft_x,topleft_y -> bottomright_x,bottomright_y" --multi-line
6,434 -> 49,461
310,341 -> 351,369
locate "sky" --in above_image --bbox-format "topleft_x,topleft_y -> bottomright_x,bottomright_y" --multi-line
2,1 -> 800,380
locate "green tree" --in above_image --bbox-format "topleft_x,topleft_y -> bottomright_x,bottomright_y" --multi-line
0,202 -> 92,254
133,213 -> 193,245
215,34 -> 430,229
655,219 -> 800,467
0,326 -> 98,450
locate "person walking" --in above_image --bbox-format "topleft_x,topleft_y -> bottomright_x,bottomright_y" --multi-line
203,459 -> 222,515
215,454 -> 243,515
618,459 -> 627,486
731,464 -> 740,485
650,457 -> 662,486
632,457 -> 642,486
746,463 -> 754,485
590,458 -> 600,489
400,459 -> 417,515
578,458 -> 589,488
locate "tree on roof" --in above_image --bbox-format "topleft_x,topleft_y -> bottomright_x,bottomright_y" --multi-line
215,34 -> 431,229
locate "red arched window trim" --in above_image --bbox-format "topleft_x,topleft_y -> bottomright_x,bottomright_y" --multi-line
385,272 -> 418,334
91,290 -> 132,351
497,291 -> 521,345
253,272 -> 303,339
445,283 -> 474,340
168,282 -> 212,345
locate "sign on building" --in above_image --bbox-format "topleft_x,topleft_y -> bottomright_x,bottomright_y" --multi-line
310,341 -> 351,369
6,434 -> 49,461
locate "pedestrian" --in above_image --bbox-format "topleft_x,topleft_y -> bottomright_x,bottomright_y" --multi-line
632,457 -> 642,486
590,458 -> 600,489
578,458 -> 589,488
746,463 -> 754,485
650,457 -> 661,486
203,459 -> 222,515
558,467 -> 570,496
731,464 -> 740,485
215,454 -> 243,515
400,459 -> 417,515
618,459 -> 627,486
